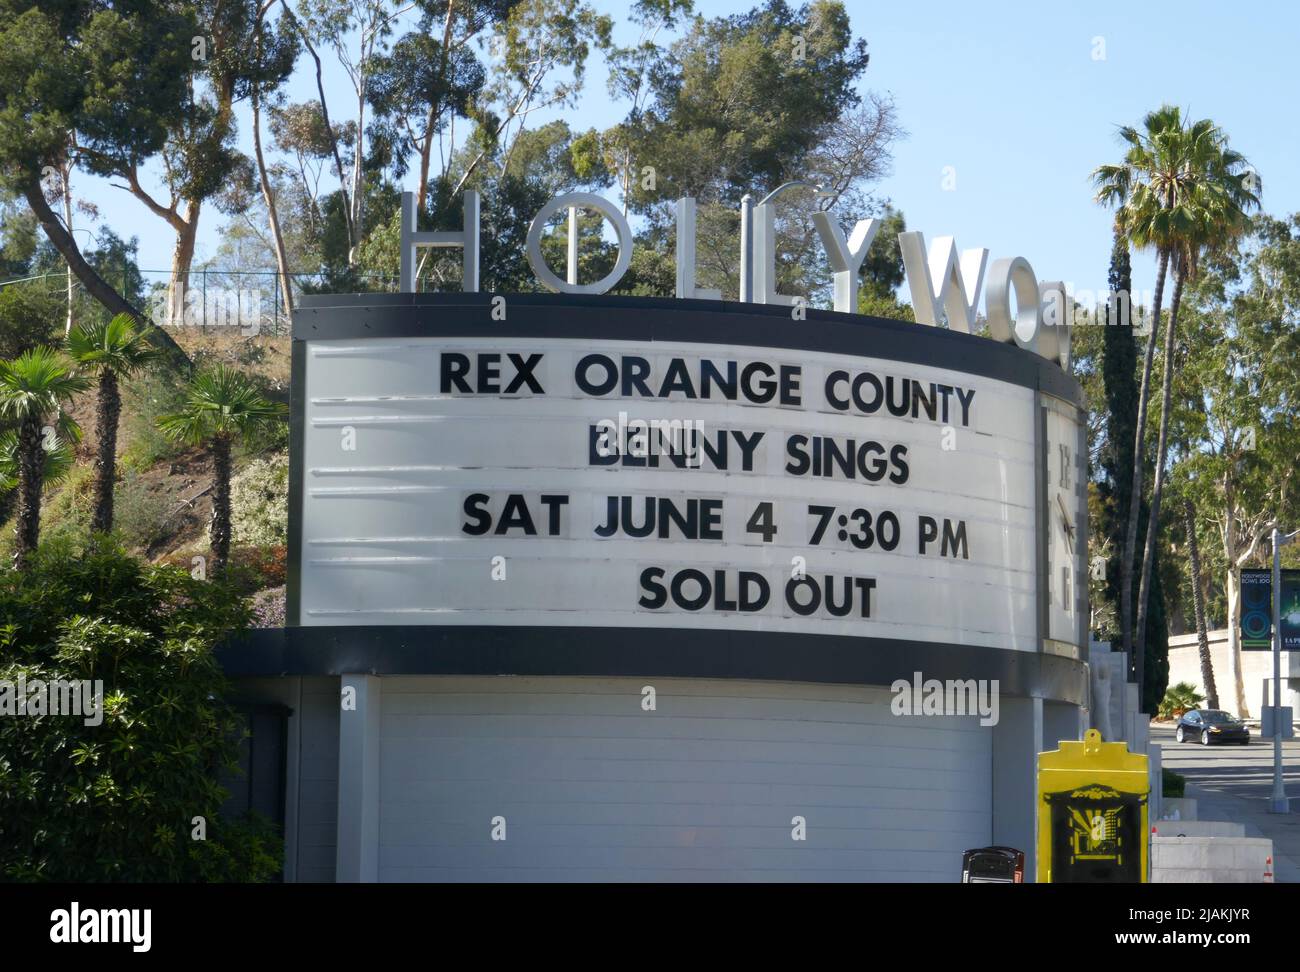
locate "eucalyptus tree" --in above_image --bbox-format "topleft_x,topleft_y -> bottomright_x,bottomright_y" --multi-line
151,0 -> 298,325
248,2 -> 306,317
451,0 -> 613,197
1170,215 -> 1300,716
413,0 -> 616,291
1182,497 -> 1219,710
283,0 -> 413,267
266,103 -> 337,240
98,0 -> 295,326
600,0 -> 694,215
367,1 -> 512,218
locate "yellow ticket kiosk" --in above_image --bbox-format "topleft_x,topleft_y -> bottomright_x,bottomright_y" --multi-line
1037,729 -> 1149,883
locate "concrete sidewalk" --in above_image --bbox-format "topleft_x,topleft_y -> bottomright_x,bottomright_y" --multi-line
1182,782 -> 1300,882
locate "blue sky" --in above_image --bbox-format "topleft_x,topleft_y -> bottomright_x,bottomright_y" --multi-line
74,0 -> 1299,304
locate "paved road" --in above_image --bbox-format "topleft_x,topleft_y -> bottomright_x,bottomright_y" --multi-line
1154,724 -> 1300,881
1157,724 -> 1300,795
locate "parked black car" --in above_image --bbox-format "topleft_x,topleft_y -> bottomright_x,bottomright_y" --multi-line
1174,709 -> 1250,745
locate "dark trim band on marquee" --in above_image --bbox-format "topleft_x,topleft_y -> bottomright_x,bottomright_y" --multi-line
217,625 -> 1089,706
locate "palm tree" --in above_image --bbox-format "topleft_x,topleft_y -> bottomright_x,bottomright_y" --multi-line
0,429 -> 77,491
0,347 -> 89,569
66,313 -> 159,533
158,366 -> 285,574
1092,106 -> 1259,702
1093,106 -> 1177,674
1129,124 -> 1258,684
0,428 -> 77,532
1182,498 -> 1218,709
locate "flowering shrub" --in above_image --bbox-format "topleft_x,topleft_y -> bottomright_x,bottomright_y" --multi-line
237,545 -> 286,589
250,585 -> 286,628
230,451 -> 287,547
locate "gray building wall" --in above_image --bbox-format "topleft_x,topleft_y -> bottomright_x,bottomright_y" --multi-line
235,673 -> 1080,882
352,675 -> 997,882
231,676 -> 340,883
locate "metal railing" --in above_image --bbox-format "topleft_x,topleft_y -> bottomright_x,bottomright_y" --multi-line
0,268 -> 405,335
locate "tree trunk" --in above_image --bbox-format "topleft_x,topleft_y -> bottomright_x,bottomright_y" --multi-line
1184,498 -> 1218,708
252,82 -> 295,322
418,124 -> 435,219
1222,470 -> 1253,712
1135,256 -> 1185,666
62,157 -> 75,336
418,0 -> 455,216
91,368 -> 120,534
1226,566 -> 1250,717
12,413 -> 44,570
278,0 -> 355,254
210,433 -> 232,575
166,200 -> 200,327
1121,246 -> 1168,689
349,85 -> 366,267
23,179 -> 190,369
1222,474 -> 1251,718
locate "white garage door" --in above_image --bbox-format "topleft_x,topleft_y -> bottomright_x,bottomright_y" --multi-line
378,676 -> 992,881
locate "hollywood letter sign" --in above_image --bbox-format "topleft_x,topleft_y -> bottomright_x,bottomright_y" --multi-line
398,190 -> 1072,370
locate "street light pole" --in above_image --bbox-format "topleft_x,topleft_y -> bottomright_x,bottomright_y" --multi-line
740,182 -> 834,305
738,194 -> 753,302
1270,526 -> 1299,813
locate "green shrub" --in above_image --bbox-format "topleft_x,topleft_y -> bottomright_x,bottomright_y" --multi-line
857,291 -> 916,322
0,280 -> 60,358
1158,681 -> 1205,720
112,472 -> 174,552
0,536 -> 282,881
162,546 -> 287,597
119,363 -> 190,473
39,464 -> 96,542
1162,767 -> 1186,798
231,451 -> 287,547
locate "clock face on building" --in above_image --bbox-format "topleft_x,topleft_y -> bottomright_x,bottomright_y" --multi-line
1044,398 -> 1084,649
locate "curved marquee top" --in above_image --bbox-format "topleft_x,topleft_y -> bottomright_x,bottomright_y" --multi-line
293,292 -> 1084,408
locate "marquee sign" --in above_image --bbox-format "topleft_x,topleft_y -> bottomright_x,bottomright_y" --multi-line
292,298 -> 1088,655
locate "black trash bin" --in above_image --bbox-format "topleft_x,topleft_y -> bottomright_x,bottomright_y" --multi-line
961,846 -> 1024,883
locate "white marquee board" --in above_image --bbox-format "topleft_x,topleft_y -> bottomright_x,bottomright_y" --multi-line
297,334 -> 1072,654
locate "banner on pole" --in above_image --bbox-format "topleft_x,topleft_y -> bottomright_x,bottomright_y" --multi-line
1241,568 -> 1300,651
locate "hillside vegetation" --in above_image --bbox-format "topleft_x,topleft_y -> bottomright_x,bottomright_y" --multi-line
0,324 -> 291,622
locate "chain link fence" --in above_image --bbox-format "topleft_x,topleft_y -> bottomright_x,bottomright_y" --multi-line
0,268 -> 404,336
